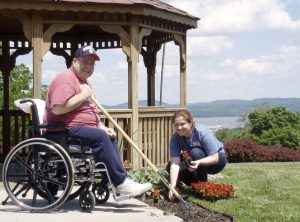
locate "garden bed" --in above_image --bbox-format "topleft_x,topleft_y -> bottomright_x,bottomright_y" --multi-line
142,198 -> 234,222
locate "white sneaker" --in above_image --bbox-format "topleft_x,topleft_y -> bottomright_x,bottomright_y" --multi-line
116,178 -> 152,197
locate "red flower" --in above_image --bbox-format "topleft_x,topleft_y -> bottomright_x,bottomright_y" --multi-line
182,150 -> 190,160
152,189 -> 161,203
191,182 -> 234,200
152,189 -> 161,198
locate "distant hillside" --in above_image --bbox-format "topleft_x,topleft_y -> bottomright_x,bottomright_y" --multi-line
188,98 -> 300,117
104,98 -> 300,117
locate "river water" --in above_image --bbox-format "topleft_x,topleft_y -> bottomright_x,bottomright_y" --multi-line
194,117 -> 243,130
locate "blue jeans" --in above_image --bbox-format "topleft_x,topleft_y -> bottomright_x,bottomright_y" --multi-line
167,148 -> 227,185
68,126 -> 127,187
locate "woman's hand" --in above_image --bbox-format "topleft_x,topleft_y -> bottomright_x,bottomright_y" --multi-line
189,153 -> 219,171
189,160 -> 201,171
168,190 -> 176,201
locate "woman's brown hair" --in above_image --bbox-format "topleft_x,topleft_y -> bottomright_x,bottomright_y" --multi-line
171,109 -> 194,126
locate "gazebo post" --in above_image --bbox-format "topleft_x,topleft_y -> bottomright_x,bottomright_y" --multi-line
32,11 -> 43,99
0,39 -> 13,159
173,34 -> 187,108
141,44 -> 162,106
128,16 -> 140,170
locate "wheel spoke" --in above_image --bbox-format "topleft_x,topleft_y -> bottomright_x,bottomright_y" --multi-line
13,181 -> 33,198
6,174 -> 29,178
40,175 -> 67,187
32,185 -> 38,207
14,155 -> 34,173
38,180 -> 55,203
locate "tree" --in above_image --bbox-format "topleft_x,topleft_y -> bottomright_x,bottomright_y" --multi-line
0,64 -> 48,145
0,63 -> 48,109
246,106 -> 300,148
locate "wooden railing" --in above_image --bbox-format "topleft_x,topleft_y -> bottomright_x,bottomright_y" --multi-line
1,108 -> 178,167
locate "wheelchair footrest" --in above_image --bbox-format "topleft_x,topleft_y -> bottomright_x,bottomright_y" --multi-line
114,194 -> 130,202
93,168 -> 107,173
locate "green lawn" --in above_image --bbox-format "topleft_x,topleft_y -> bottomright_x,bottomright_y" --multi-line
186,162 -> 300,222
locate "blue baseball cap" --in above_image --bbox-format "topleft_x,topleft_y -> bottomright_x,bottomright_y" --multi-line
74,45 -> 100,61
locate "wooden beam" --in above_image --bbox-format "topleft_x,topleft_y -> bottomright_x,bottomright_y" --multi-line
44,20 -> 130,26
128,16 -> 140,170
141,44 -> 161,106
0,9 -> 32,41
32,11 -> 43,99
140,24 -> 185,35
139,28 -> 152,52
173,34 -> 187,108
43,24 -> 74,57
99,24 -> 130,57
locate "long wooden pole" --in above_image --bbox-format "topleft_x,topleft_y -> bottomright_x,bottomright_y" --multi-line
159,43 -> 166,106
91,97 -> 189,208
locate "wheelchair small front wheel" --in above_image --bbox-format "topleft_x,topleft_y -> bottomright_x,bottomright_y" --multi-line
79,190 -> 95,212
92,183 -> 110,204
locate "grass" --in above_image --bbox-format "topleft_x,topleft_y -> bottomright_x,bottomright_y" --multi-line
184,162 -> 300,222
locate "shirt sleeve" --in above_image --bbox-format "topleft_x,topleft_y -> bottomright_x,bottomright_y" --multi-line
201,132 -> 222,155
49,83 -> 76,108
170,134 -> 181,158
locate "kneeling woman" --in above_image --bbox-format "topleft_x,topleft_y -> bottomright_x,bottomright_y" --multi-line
167,109 -> 227,200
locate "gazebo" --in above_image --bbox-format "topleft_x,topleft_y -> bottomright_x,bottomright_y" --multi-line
0,0 -> 198,169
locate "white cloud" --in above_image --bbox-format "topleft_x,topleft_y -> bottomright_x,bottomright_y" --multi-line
220,44 -> 300,76
42,70 -> 58,84
187,36 -> 234,56
221,58 -> 272,75
185,43 -> 300,102
168,0 -> 300,34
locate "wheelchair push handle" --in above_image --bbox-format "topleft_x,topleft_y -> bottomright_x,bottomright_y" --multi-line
19,99 -> 35,104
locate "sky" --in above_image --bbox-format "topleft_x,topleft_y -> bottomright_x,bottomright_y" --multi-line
17,0 -> 300,106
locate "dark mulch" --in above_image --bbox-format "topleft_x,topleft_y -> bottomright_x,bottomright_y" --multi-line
142,199 -> 234,222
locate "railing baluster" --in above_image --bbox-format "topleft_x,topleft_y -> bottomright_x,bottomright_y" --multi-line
14,113 -> 19,145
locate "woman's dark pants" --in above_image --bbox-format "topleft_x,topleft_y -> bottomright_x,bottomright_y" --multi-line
166,148 -> 227,186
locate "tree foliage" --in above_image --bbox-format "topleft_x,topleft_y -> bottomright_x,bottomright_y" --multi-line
236,106 -> 300,148
0,63 -> 47,109
0,64 -> 32,108
248,106 -> 299,136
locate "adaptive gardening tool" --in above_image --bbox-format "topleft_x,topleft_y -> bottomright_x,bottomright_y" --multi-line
91,97 -> 190,211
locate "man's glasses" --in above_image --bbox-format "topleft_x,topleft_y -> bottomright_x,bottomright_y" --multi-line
78,59 -> 95,67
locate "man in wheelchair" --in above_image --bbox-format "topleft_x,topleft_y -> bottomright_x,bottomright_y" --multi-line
43,45 -> 152,197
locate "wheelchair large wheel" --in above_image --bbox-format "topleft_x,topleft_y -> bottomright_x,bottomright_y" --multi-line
2,138 -> 74,212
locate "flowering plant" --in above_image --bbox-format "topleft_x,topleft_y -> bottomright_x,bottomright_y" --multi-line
181,150 -> 190,160
123,160 -> 132,171
191,182 -> 234,200
151,189 -> 161,203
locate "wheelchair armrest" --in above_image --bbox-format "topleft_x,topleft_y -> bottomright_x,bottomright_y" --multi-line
31,122 -> 67,131
68,138 -> 83,146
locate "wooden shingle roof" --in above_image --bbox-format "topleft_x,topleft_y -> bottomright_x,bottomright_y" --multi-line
27,0 -> 197,19
0,0 -> 198,27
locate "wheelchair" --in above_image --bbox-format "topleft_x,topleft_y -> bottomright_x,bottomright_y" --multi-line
2,99 -> 130,212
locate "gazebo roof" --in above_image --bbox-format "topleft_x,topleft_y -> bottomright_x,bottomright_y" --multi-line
0,0 -> 198,28
43,0 -> 195,18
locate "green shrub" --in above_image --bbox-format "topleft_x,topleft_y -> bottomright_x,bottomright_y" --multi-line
128,168 -> 169,199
